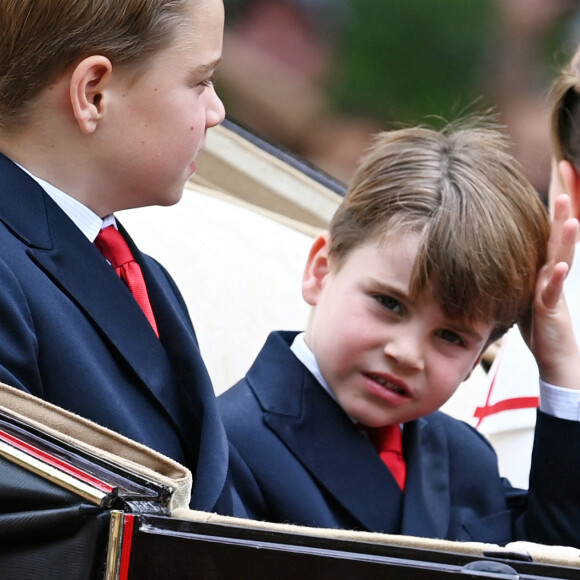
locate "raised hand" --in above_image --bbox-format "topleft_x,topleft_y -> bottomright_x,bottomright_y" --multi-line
521,194 -> 580,388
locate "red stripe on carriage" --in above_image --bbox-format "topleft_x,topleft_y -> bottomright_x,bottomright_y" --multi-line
0,428 -> 114,493
119,513 -> 136,580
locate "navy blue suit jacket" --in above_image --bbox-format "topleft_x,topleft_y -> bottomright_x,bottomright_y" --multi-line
219,331 -> 580,546
0,153 -> 232,513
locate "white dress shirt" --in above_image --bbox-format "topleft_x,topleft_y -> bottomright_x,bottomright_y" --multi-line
17,164 -> 116,239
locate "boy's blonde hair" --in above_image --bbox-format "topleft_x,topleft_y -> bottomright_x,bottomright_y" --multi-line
551,48 -> 580,166
0,0 -> 193,131
329,121 -> 550,338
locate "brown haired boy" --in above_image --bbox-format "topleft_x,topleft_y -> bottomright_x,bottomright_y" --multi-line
0,0 -> 236,513
219,121 -> 580,546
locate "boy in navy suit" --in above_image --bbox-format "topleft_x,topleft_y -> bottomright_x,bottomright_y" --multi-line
0,0 -> 237,513
219,121 -> 580,546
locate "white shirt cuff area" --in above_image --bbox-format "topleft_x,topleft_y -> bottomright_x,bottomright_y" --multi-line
540,380 -> 580,421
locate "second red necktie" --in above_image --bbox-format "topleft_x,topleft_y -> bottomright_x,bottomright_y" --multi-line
364,423 -> 406,490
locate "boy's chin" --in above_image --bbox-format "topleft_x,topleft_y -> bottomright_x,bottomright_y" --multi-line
158,182 -> 190,207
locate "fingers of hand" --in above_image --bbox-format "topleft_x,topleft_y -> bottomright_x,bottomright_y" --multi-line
540,261 -> 569,310
547,194 -> 578,273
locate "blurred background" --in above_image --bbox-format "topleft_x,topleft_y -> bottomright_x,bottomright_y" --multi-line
216,0 -> 580,202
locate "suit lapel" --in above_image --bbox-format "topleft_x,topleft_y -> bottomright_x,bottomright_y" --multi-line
28,201 -> 173,391
251,332 -> 405,533
135,238 -> 229,510
401,416 -> 451,539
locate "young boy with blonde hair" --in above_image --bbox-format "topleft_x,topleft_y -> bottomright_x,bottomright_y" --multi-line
219,119 -> 580,546
0,0 -> 236,513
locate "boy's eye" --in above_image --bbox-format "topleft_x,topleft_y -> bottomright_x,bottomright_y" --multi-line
376,294 -> 401,313
437,329 -> 465,346
200,76 -> 214,88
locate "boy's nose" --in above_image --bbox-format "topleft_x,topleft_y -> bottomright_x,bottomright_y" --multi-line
206,86 -> 226,128
383,332 -> 425,371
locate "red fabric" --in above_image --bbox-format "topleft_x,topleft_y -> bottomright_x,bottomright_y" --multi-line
95,226 -> 159,337
364,424 -> 406,490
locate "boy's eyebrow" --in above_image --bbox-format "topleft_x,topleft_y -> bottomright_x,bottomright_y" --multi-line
371,279 -> 409,302
195,58 -> 222,74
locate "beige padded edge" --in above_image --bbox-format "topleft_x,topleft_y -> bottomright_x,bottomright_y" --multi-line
190,124 -> 343,230
172,509 -> 580,569
0,381 -> 192,511
183,181 -> 326,238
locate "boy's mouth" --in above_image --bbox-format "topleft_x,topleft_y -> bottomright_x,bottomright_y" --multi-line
366,373 -> 408,396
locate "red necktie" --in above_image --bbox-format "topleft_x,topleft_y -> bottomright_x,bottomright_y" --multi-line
95,225 -> 159,337
364,424 -> 406,490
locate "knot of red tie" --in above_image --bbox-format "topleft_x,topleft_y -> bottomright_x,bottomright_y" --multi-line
95,225 -> 159,337
94,225 -> 135,269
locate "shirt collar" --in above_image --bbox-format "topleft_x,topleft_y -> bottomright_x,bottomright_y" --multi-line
290,332 -> 340,405
17,164 -> 116,242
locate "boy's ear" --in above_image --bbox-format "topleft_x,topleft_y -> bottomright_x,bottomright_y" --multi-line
554,159 -> 580,222
69,55 -> 113,134
302,232 -> 332,306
